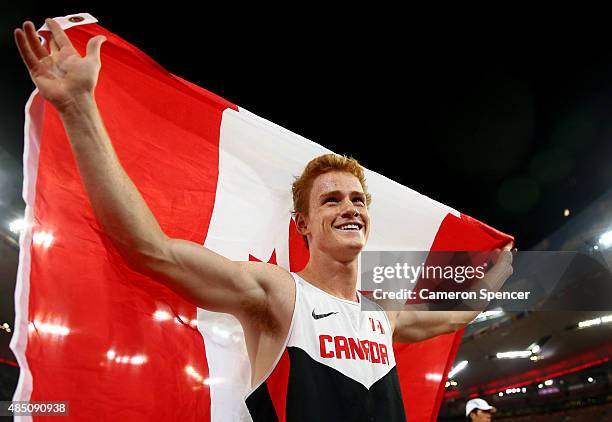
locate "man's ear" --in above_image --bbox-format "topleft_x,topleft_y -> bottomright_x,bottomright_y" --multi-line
295,212 -> 309,235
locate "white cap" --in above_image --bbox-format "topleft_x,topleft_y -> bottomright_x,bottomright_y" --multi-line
466,398 -> 496,416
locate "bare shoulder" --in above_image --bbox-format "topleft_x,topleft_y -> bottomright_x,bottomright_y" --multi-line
236,261 -> 296,335
238,261 -> 295,291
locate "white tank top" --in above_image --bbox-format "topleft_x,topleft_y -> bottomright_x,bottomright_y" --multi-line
287,272 -> 397,387
245,272 -> 406,422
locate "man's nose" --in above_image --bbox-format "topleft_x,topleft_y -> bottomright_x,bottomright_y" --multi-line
340,199 -> 359,218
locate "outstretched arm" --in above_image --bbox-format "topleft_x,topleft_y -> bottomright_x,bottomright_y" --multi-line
391,310 -> 479,344
392,243 -> 514,343
13,19 -> 283,319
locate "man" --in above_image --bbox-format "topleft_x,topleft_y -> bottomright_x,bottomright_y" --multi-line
466,398 -> 496,421
14,19 -> 513,421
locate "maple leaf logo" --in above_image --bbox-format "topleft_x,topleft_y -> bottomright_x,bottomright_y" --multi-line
248,218 -> 310,272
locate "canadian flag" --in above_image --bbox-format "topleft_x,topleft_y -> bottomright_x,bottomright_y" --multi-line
11,13 -> 512,421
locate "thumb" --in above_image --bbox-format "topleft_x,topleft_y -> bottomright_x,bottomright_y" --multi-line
86,35 -> 106,63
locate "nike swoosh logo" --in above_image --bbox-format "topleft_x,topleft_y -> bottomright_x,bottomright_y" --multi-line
312,309 -> 339,320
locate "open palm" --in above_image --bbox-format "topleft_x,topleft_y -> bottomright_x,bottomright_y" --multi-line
14,18 -> 106,111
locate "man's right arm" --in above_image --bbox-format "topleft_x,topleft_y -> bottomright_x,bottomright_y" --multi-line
59,94 -> 277,316
14,19 -> 279,320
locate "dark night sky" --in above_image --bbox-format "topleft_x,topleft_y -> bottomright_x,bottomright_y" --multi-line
2,4 -> 612,248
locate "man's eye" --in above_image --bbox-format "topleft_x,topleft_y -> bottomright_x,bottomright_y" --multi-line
324,197 -> 338,203
353,198 -> 365,205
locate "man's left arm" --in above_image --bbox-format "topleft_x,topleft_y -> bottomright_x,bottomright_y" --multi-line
391,243 -> 514,343
391,310 -> 478,343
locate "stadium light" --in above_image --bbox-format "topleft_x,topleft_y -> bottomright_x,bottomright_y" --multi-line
497,337 -> 548,360
496,350 -> 532,359
538,386 -> 559,395
579,318 -> 601,328
471,309 -> 504,324
577,314 -> 612,329
503,388 -> 525,395
9,218 -> 28,234
448,360 -> 468,378
599,230 -> 612,249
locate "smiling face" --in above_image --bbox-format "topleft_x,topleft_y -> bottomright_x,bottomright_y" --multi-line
296,171 -> 371,261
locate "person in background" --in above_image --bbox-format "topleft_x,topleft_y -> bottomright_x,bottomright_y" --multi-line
466,398 -> 496,421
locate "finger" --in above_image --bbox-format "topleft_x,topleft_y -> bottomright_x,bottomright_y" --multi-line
86,35 -> 106,64
503,242 -> 513,251
45,18 -> 74,49
23,21 -> 48,60
50,36 -> 60,54
491,249 -> 512,269
489,248 -> 501,265
486,256 -> 513,287
500,249 -> 513,265
14,28 -> 38,71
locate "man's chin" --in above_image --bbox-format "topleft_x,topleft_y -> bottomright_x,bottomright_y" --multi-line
339,239 -> 365,254
324,239 -> 364,257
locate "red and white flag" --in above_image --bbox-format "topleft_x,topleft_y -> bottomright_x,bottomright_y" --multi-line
11,13 -> 512,421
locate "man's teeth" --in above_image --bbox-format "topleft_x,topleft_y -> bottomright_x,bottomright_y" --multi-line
338,224 -> 360,231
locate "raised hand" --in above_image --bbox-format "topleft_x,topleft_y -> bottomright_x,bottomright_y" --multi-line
477,242 -> 515,294
14,18 -> 106,112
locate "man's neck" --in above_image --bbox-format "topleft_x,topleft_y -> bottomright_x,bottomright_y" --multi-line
298,249 -> 359,303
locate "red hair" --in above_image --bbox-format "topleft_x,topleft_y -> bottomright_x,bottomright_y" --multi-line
292,154 -> 371,246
